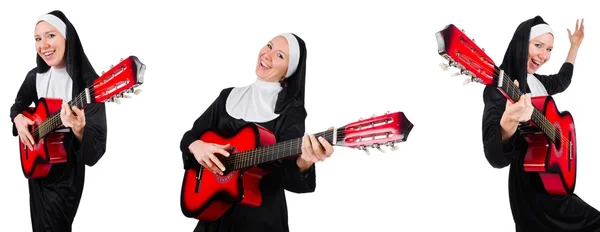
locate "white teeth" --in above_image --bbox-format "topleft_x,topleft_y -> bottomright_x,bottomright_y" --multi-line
43,51 -> 54,56
532,59 -> 540,66
261,61 -> 270,69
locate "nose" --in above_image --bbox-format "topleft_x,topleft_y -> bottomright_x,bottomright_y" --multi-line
539,51 -> 549,61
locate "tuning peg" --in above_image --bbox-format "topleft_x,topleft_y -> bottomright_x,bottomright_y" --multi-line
114,97 -> 121,104
482,48 -> 485,52
390,143 -> 398,151
461,29 -> 465,33
439,62 -> 450,71
373,144 -> 385,153
134,89 -> 142,95
101,71 -> 105,75
110,65 -> 114,68
120,58 -> 124,61
451,71 -> 463,77
472,38 -> 476,42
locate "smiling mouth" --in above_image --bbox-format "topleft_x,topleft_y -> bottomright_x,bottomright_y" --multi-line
42,50 -> 55,57
260,60 -> 271,69
531,58 -> 541,67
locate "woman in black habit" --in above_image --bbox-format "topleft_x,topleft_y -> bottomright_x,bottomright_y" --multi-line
180,33 -> 335,232
481,16 -> 600,231
10,10 -> 107,232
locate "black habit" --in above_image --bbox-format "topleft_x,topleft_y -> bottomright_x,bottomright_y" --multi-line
481,15 -> 600,231
180,34 -> 316,232
9,10 -> 107,232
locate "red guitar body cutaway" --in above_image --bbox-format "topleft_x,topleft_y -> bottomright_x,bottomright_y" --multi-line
181,124 -> 274,221
19,98 -> 68,179
522,96 -> 576,195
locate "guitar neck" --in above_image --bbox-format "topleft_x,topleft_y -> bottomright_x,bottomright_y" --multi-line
496,69 -> 558,141
221,127 -> 344,171
33,88 -> 94,140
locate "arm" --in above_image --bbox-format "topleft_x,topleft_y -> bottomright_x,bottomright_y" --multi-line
10,69 -> 38,136
535,62 -> 574,95
180,89 -> 227,169
74,102 -> 107,166
482,85 -> 522,169
278,106 -> 316,193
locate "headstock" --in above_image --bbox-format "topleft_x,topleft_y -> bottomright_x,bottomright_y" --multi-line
91,56 -> 146,104
435,24 -> 499,87
338,111 -> 413,155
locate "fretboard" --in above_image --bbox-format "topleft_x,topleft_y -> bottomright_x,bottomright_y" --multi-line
220,127 -> 344,171
32,88 -> 93,141
496,69 -> 560,144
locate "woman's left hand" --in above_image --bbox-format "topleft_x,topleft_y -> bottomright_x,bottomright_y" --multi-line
60,102 -> 86,141
568,18 -> 584,47
297,127 -> 335,170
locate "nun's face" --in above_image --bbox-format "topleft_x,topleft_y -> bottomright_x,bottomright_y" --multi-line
527,33 -> 554,74
255,36 -> 289,82
34,21 -> 66,68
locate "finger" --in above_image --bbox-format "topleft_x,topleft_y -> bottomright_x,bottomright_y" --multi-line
513,80 -> 519,88
26,117 -> 35,125
201,155 -> 218,174
302,133 -> 314,156
212,147 -> 230,157
567,29 -> 572,36
576,19 -> 579,31
328,126 -> 334,130
26,132 -> 35,148
207,154 -> 225,174
71,106 -> 84,117
318,136 -> 334,157
581,18 -> 584,30
309,135 -> 325,161
300,139 -> 314,162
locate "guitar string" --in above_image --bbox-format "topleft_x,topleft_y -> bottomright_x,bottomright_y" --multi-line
32,64 -> 137,140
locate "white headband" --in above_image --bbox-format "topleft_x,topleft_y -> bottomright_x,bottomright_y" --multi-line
529,24 -> 552,41
37,14 -> 67,39
280,33 -> 300,78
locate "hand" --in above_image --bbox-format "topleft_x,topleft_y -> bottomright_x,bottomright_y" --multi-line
298,127 -> 335,170
60,103 -> 86,136
14,114 -> 35,151
503,80 -> 534,123
189,140 -> 231,175
568,18 -> 584,47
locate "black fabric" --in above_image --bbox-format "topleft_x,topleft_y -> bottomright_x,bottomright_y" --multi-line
9,10 -> 107,232
482,15 -> 600,232
180,34 -> 314,232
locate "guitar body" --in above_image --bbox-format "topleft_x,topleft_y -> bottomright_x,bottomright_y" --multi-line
522,96 -> 576,195
181,124 -> 275,221
19,97 -> 68,179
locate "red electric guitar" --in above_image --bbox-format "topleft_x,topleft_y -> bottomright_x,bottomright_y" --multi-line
181,111 -> 413,221
436,24 -> 576,195
19,55 -> 146,179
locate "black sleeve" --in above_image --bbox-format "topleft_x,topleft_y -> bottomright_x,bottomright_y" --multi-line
535,62 -> 574,95
277,106 -> 316,193
481,85 -> 522,169
73,102 -> 108,166
180,89 -> 228,169
10,68 -> 38,136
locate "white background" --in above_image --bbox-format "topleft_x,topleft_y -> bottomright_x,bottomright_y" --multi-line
0,0 -> 598,231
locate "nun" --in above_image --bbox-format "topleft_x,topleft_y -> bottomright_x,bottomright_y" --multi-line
180,33 -> 335,232
480,16 -> 598,231
10,10 -> 108,231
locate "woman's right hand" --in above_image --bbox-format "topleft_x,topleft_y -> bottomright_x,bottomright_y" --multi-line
14,114 -> 35,151
188,140 -> 231,175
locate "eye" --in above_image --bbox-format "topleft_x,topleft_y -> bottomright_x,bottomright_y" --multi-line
277,53 -> 284,59
535,44 -> 542,48
267,44 -> 272,49
48,34 -> 55,39
35,37 -> 41,42
547,48 -> 553,52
